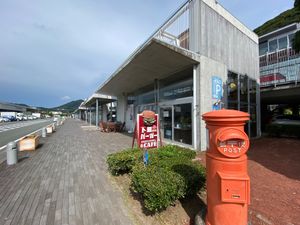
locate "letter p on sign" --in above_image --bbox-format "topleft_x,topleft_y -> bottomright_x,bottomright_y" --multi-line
212,76 -> 223,100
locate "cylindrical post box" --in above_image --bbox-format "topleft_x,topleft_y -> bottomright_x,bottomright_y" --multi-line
202,109 -> 250,225
7,142 -> 18,165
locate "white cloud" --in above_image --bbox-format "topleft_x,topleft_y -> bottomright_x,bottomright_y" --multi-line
61,96 -> 71,101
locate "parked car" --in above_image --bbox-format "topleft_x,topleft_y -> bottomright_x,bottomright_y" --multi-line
16,115 -> 23,121
3,116 -> 17,122
271,115 -> 300,125
22,115 -> 28,121
0,116 -> 9,122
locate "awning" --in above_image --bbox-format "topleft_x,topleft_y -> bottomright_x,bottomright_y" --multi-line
83,93 -> 117,107
96,39 -> 200,96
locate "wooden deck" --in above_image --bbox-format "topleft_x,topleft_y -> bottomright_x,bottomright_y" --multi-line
0,119 -> 133,225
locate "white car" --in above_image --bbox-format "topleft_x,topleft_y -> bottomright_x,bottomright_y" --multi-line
16,115 -> 23,121
0,116 -> 10,122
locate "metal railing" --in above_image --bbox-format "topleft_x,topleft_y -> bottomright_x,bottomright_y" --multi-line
260,48 -> 300,87
154,2 -> 190,50
259,48 -> 300,67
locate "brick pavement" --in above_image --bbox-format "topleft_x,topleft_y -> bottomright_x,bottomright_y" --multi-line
0,119 -> 134,225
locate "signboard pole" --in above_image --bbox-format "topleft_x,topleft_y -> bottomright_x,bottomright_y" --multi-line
158,120 -> 163,147
131,124 -> 137,149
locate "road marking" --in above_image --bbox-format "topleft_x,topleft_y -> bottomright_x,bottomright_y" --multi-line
0,120 -> 49,133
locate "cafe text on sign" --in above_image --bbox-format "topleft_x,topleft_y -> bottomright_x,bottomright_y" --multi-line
137,110 -> 159,149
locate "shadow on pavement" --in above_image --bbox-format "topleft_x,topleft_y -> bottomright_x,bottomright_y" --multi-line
248,137 -> 300,180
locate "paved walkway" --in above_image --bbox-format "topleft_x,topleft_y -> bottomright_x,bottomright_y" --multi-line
0,119 -> 134,225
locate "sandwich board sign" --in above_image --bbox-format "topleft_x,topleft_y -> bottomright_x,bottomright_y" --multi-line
136,110 -> 159,149
132,110 -> 160,149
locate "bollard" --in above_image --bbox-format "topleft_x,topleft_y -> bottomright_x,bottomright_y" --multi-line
6,142 -> 18,165
42,127 -> 47,138
202,109 -> 250,225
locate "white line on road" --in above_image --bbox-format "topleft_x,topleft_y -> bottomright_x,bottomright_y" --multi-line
0,120 -> 48,133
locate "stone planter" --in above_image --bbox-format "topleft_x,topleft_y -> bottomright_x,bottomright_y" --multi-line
19,135 -> 40,151
46,125 -> 53,134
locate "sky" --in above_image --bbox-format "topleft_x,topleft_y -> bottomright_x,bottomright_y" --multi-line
0,0 -> 294,107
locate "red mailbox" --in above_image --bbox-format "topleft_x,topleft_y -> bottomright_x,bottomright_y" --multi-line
202,109 -> 250,225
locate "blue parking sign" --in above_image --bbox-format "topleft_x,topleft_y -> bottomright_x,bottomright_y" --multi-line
212,76 -> 223,100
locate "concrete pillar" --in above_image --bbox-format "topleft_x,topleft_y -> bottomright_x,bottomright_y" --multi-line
89,108 -> 92,126
85,110 -> 88,123
96,99 -> 99,127
193,65 -> 200,150
117,94 -> 127,122
189,0 -> 201,53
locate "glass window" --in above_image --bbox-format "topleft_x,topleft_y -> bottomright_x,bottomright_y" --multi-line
227,72 -> 238,110
137,91 -> 155,105
278,36 -> 288,50
240,75 -> 248,104
259,42 -> 268,55
268,39 -> 278,52
289,33 -> 295,47
159,79 -> 193,101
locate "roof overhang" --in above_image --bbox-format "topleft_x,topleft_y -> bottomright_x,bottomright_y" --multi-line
83,93 -> 116,107
259,23 -> 299,43
96,39 -> 200,96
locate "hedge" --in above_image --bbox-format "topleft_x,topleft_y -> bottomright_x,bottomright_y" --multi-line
266,124 -> 300,138
131,166 -> 186,212
106,145 -> 206,212
106,148 -> 142,175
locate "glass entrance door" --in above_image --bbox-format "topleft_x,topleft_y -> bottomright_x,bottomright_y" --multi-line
159,103 -> 192,146
160,107 -> 173,141
174,103 -> 192,145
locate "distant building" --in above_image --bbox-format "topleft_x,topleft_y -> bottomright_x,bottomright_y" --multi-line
51,111 -> 63,115
258,23 -> 300,120
259,23 -> 300,87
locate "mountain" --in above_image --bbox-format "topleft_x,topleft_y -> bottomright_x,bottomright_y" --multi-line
50,99 -> 84,113
254,6 -> 300,36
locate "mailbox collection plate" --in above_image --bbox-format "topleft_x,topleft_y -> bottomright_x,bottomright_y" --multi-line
216,128 -> 249,158
218,172 -> 250,204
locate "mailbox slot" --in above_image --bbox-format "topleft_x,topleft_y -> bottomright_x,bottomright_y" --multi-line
218,172 -> 250,204
216,128 -> 249,157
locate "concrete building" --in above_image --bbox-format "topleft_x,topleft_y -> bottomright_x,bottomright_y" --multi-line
259,23 -> 300,106
94,0 -> 260,150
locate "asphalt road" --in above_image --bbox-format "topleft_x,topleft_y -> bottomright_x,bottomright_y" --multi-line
0,119 -> 54,148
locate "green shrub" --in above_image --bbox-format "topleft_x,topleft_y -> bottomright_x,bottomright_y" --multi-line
107,145 -> 206,213
106,148 -> 142,175
131,165 -> 185,212
266,124 -> 300,138
172,162 -> 206,196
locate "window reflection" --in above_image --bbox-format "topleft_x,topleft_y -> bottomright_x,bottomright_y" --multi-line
227,71 -> 258,137
227,72 -> 238,110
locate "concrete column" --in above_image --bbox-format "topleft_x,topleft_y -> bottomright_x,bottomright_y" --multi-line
96,99 -> 99,127
189,0 -> 201,53
89,108 -> 92,126
116,94 -> 127,122
193,64 -> 201,150
85,110 -> 88,123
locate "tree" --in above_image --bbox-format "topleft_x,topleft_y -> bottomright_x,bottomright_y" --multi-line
292,31 -> 300,53
295,0 -> 300,9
